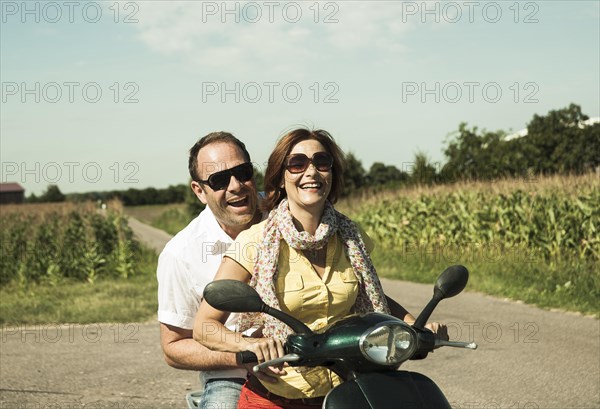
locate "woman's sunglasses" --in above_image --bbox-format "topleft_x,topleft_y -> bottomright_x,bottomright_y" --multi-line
285,152 -> 334,174
198,162 -> 254,191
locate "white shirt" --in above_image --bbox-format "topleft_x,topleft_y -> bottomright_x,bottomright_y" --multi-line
157,205 -> 247,382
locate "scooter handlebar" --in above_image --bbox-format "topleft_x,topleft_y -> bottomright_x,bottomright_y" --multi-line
412,327 -> 478,360
252,354 -> 302,373
435,340 -> 478,349
236,351 -> 258,364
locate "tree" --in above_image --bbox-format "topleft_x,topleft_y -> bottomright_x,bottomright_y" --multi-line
39,185 -> 65,202
409,151 -> 438,186
185,179 -> 205,218
441,104 -> 598,182
441,124 -> 517,182
367,162 -> 407,187
253,166 -> 265,193
525,103 -> 599,174
441,123 -> 483,182
342,152 -> 366,196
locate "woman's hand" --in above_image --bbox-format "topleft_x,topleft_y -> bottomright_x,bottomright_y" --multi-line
243,337 -> 287,382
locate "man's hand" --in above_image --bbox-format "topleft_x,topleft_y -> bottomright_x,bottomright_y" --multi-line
425,322 -> 449,348
242,362 -> 286,383
241,337 -> 287,383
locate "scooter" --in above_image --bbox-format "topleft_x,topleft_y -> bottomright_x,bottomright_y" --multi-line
202,265 -> 477,409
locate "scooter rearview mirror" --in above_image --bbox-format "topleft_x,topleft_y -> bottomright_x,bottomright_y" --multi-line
413,265 -> 469,329
434,265 -> 469,299
203,280 -> 265,313
204,279 -> 314,335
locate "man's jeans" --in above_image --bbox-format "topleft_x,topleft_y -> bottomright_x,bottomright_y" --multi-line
200,378 -> 245,409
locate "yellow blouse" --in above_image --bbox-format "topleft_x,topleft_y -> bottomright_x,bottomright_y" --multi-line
225,220 -> 374,399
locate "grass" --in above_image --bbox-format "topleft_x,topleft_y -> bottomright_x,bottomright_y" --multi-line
150,206 -> 193,235
2,173 -> 596,324
124,203 -> 191,235
371,249 -> 599,317
350,172 -> 600,317
123,173 -> 599,316
0,203 -> 187,325
0,202 -> 170,325
0,200 -> 160,325
122,203 -> 184,224
0,246 -> 158,325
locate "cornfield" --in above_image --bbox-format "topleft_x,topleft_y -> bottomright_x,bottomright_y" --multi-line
346,173 -> 599,314
0,201 -> 140,286
354,188 -> 599,262
350,174 -> 599,263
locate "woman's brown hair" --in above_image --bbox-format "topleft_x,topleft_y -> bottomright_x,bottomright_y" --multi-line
262,128 -> 346,211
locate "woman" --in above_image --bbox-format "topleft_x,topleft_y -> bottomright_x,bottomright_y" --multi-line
194,128 -> 442,408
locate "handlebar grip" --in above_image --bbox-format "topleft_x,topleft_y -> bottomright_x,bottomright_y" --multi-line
236,351 -> 258,364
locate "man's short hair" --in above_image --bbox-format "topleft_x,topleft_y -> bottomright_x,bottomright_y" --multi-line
188,132 -> 251,181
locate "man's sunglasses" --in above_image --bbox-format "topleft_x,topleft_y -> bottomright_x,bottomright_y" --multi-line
198,162 -> 254,191
285,152 -> 334,174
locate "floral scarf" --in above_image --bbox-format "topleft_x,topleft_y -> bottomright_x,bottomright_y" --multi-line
236,198 -> 390,340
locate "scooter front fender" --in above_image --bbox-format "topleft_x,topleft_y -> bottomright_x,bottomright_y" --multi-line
323,371 -> 451,409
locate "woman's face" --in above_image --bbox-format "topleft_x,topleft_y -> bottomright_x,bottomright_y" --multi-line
283,139 -> 333,214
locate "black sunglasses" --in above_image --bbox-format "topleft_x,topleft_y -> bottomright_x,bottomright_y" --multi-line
198,162 -> 254,191
286,152 -> 334,174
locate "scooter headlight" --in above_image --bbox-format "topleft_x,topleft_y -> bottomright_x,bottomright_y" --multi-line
359,322 -> 416,366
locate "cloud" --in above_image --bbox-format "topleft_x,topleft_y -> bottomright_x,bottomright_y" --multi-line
131,1 -> 413,77
324,3 -> 411,52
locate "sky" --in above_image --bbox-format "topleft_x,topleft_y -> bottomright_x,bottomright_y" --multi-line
1,0 -> 599,195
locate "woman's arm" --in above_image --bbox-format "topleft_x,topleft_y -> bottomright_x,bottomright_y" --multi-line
193,257 -> 286,368
193,257 -> 253,352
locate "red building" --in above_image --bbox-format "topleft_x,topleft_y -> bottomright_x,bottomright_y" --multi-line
0,183 -> 25,204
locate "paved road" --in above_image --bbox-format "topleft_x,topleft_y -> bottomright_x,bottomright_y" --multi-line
1,218 -> 598,408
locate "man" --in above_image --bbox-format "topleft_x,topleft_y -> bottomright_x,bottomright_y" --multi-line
157,132 -> 262,409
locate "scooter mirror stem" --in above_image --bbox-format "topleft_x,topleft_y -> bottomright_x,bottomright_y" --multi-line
413,291 -> 443,330
204,280 -> 313,335
413,265 -> 469,329
263,305 -> 313,335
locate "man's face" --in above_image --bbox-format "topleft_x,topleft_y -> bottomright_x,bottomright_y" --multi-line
191,142 -> 258,235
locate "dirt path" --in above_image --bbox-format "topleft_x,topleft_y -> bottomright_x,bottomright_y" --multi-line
1,218 -> 598,408
127,217 -> 173,253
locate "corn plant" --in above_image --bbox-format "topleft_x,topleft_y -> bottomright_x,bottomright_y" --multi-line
354,187 -> 599,262
0,202 -> 140,286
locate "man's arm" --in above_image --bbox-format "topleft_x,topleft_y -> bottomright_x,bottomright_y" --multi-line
385,295 -> 416,323
158,247 -> 240,371
160,322 -> 239,371
385,295 -> 448,342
